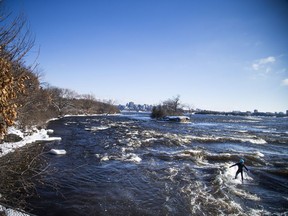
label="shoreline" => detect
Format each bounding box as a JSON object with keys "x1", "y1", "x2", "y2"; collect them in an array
[
  {"x1": 0, "y1": 121, "x2": 62, "y2": 216},
  {"x1": 0, "y1": 114, "x2": 119, "y2": 215},
  {"x1": 0, "y1": 127, "x2": 61, "y2": 158},
  {"x1": 0, "y1": 113, "x2": 120, "y2": 158}
]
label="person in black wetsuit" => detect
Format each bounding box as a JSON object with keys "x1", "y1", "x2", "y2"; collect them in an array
[{"x1": 229, "y1": 159, "x2": 249, "y2": 182}]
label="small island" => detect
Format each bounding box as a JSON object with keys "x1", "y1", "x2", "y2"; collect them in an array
[{"x1": 150, "y1": 96, "x2": 190, "y2": 122}]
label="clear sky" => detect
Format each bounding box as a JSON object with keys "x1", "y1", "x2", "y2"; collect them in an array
[{"x1": 4, "y1": 0, "x2": 288, "y2": 112}]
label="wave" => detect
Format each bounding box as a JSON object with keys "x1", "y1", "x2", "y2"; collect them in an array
[
  {"x1": 219, "y1": 165, "x2": 261, "y2": 201},
  {"x1": 142, "y1": 147, "x2": 268, "y2": 170},
  {"x1": 97, "y1": 151, "x2": 142, "y2": 163},
  {"x1": 130, "y1": 129, "x2": 268, "y2": 146},
  {"x1": 166, "y1": 165, "x2": 266, "y2": 215},
  {"x1": 85, "y1": 126, "x2": 110, "y2": 131},
  {"x1": 185, "y1": 135, "x2": 267, "y2": 144}
]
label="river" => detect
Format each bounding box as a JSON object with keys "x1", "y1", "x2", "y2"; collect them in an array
[{"x1": 27, "y1": 113, "x2": 288, "y2": 215}]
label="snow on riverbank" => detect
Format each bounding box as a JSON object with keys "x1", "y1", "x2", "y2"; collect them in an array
[
  {"x1": 0, "y1": 204, "x2": 31, "y2": 216},
  {"x1": 0, "y1": 126, "x2": 61, "y2": 157},
  {"x1": 0, "y1": 113, "x2": 117, "y2": 158},
  {"x1": 0, "y1": 126, "x2": 61, "y2": 215}
]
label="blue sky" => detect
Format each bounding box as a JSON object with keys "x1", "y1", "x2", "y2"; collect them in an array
[{"x1": 6, "y1": 0, "x2": 288, "y2": 112}]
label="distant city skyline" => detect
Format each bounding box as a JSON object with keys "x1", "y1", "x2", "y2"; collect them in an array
[
  {"x1": 119, "y1": 101, "x2": 287, "y2": 114},
  {"x1": 6, "y1": 0, "x2": 288, "y2": 112}
]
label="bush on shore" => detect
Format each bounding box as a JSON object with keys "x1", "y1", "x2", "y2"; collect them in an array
[
  {"x1": 0, "y1": 8, "x2": 119, "y2": 140},
  {"x1": 0, "y1": 5, "x2": 120, "y2": 212}
]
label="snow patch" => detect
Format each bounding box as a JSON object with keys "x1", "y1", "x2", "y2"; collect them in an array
[
  {"x1": 0, "y1": 205, "x2": 30, "y2": 216},
  {"x1": 1, "y1": 127, "x2": 61, "y2": 157}
]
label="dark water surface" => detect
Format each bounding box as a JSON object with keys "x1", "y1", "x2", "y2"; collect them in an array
[{"x1": 27, "y1": 114, "x2": 288, "y2": 215}]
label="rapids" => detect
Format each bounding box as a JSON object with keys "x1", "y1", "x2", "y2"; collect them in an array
[{"x1": 27, "y1": 113, "x2": 288, "y2": 215}]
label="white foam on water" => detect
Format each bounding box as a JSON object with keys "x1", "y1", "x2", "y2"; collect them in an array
[
  {"x1": 85, "y1": 126, "x2": 110, "y2": 131},
  {"x1": 222, "y1": 134, "x2": 267, "y2": 144},
  {"x1": 245, "y1": 116, "x2": 262, "y2": 121},
  {"x1": 120, "y1": 153, "x2": 142, "y2": 163},
  {"x1": 182, "y1": 134, "x2": 267, "y2": 145},
  {"x1": 160, "y1": 162, "x2": 247, "y2": 215},
  {"x1": 236, "y1": 130, "x2": 248, "y2": 133},
  {"x1": 182, "y1": 180, "x2": 244, "y2": 215},
  {"x1": 99, "y1": 150, "x2": 142, "y2": 163},
  {"x1": 126, "y1": 130, "x2": 139, "y2": 136},
  {"x1": 175, "y1": 161, "x2": 268, "y2": 216},
  {"x1": 117, "y1": 138, "x2": 141, "y2": 148},
  {"x1": 181, "y1": 149, "x2": 203, "y2": 155},
  {"x1": 100, "y1": 155, "x2": 110, "y2": 161},
  {"x1": 148, "y1": 148, "x2": 204, "y2": 161},
  {"x1": 221, "y1": 164, "x2": 260, "y2": 201},
  {"x1": 206, "y1": 152, "x2": 232, "y2": 158},
  {"x1": 190, "y1": 122, "x2": 219, "y2": 127},
  {"x1": 248, "y1": 209, "x2": 272, "y2": 216},
  {"x1": 252, "y1": 151, "x2": 265, "y2": 158},
  {"x1": 166, "y1": 167, "x2": 180, "y2": 182},
  {"x1": 244, "y1": 138, "x2": 267, "y2": 144}
]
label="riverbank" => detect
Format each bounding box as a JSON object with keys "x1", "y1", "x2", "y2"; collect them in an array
[
  {"x1": 0, "y1": 113, "x2": 118, "y2": 157},
  {"x1": 0, "y1": 125, "x2": 61, "y2": 216},
  {"x1": 0, "y1": 126, "x2": 61, "y2": 158},
  {"x1": 0, "y1": 114, "x2": 118, "y2": 215}
]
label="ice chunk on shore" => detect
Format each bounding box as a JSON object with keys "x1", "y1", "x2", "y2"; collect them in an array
[{"x1": 49, "y1": 149, "x2": 67, "y2": 155}]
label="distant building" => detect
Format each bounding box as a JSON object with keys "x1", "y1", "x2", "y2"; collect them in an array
[
  {"x1": 127, "y1": 102, "x2": 135, "y2": 109},
  {"x1": 119, "y1": 102, "x2": 153, "y2": 112}
]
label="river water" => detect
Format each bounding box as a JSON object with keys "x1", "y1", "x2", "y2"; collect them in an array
[{"x1": 27, "y1": 113, "x2": 288, "y2": 215}]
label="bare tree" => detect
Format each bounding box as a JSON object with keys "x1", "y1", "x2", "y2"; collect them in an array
[
  {"x1": 46, "y1": 87, "x2": 77, "y2": 117},
  {"x1": 78, "y1": 93, "x2": 96, "y2": 113},
  {"x1": 0, "y1": 11, "x2": 34, "y2": 63},
  {"x1": 183, "y1": 103, "x2": 195, "y2": 116},
  {"x1": 0, "y1": 8, "x2": 35, "y2": 138},
  {"x1": 102, "y1": 99, "x2": 118, "y2": 115},
  {"x1": 151, "y1": 95, "x2": 184, "y2": 119},
  {"x1": 162, "y1": 95, "x2": 182, "y2": 114}
]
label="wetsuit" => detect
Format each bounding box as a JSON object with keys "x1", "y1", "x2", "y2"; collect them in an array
[{"x1": 230, "y1": 162, "x2": 249, "y2": 182}]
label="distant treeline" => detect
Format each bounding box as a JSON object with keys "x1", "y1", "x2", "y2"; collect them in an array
[
  {"x1": 0, "y1": 8, "x2": 119, "y2": 140},
  {"x1": 195, "y1": 110, "x2": 287, "y2": 117}
]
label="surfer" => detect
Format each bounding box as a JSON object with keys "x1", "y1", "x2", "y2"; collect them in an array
[{"x1": 229, "y1": 159, "x2": 249, "y2": 182}]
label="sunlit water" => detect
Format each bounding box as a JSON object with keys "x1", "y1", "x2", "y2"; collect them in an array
[{"x1": 27, "y1": 113, "x2": 288, "y2": 215}]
